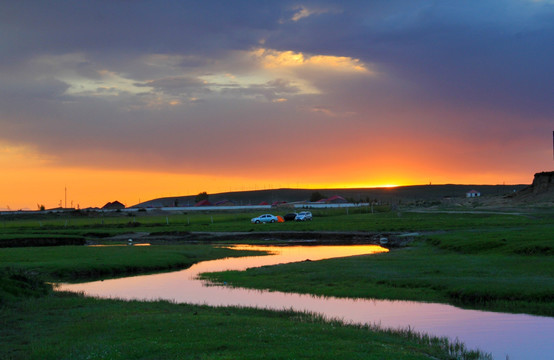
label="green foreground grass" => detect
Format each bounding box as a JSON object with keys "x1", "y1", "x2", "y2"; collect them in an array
[
  {"x1": 1, "y1": 208, "x2": 552, "y2": 359},
  {"x1": 0, "y1": 245, "x2": 263, "y2": 282},
  {"x1": 0, "y1": 206, "x2": 542, "y2": 243},
  {"x1": 0, "y1": 292, "x2": 489, "y2": 360},
  {"x1": 0, "y1": 243, "x2": 490, "y2": 360}
]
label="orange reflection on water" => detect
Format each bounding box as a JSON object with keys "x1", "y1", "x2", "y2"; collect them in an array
[
  {"x1": 225, "y1": 244, "x2": 388, "y2": 264},
  {"x1": 57, "y1": 244, "x2": 554, "y2": 360}
]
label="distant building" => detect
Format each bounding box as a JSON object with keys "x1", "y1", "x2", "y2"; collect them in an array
[
  {"x1": 102, "y1": 201, "x2": 125, "y2": 210},
  {"x1": 466, "y1": 190, "x2": 481, "y2": 198},
  {"x1": 214, "y1": 199, "x2": 235, "y2": 206},
  {"x1": 194, "y1": 199, "x2": 212, "y2": 206},
  {"x1": 326, "y1": 195, "x2": 348, "y2": 203},
  {"x1": 315, "y1": 195, "x2": 348, "y2": 204}
]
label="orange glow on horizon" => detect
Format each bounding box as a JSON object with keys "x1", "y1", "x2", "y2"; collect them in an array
[
  {"x1": 1, "y1": 162, "x2": 532, "y2": 210},
  {"x1": 1, "y1": 143, "x2": 535, "y2": 211},
  {"x1": 0, "y1": 167, "x2": 409, "y2": 210},
  {"x1": 376, "y1": 184, "x2": 399, "y2": 188},
  {"x1": 1, "y1": 169, "x2": 532, "y2": 211}
]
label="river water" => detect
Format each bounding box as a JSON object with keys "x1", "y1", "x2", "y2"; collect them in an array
[{"x1": 57, "y1": 245, "x2": 554, "y2": 360}]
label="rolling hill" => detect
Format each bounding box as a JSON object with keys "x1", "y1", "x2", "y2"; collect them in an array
[{"x1": 132, "y1": 184, "x2": 527, "y2": 208}]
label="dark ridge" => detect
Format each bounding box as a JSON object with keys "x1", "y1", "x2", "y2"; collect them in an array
[{"x1": 132, "y1": 184, "x2": 527, "y2": 208}]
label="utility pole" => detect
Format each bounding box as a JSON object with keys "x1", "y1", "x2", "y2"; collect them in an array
[{"x1": 64, "y1": 186, "x2": 67, "y2": 209}]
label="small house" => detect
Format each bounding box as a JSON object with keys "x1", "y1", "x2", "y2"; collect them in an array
[
  {"x1": 194, "y1": 200, "x2": 212, "y2": 207},
  {"x1": 102, "y1": 201, "x2": 125, "y2": 210},
  {"x1": 326, "y1": 195, "x2": 347, "y2": 204},
  {"x1": 315, "y1": 195, "x2": 347, "y2": 204}
]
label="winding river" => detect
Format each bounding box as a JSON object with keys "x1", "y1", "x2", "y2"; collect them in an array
[{"x1": 58, "y1": 245, "x2": 554, "y2": 360}]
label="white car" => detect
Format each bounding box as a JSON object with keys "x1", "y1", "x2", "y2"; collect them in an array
[
  {"x1": 295, "y1": 211, "x2": 312, "y2": 221},
  {"x1": 251, "y1": 214, "x2": 279, "y2": 224}
]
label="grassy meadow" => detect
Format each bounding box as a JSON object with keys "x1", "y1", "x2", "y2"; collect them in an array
[
  {"x1": 1, "y1": 291, "x2": 488, "y2": 360},
  {"x1": 200, "y1": 209, "x2": 554, "y2": 316},
  {"x1": 204, "y1": 234, "x2": 554, "y2": 316},
  {"x1": 0, "y1": 245, "x2": 264, "y2": 283},
  {"x1": 1, "y1": 205, "x2": 552, "y2": 359},
  {"x1": 0, "y1": 205, "x2": 541, "y2": 243}
]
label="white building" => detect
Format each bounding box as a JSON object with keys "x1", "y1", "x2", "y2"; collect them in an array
[{"x1": 466, "y1": 190, "x2": 481, "y2": 198}]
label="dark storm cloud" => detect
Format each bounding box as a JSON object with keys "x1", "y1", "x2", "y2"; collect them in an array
[
  {"x1": 265, "y1": 1, "x2": 554, "y2": 118},
  {"x1": 3, "y1": 0, "x2": 551, "y2": 117},
  {"x1": 0, "y1": 0, "x2": 284, "y2": 65},
  {"x1": 0, "y1": 0, "x2": 552, "y2": 178}
]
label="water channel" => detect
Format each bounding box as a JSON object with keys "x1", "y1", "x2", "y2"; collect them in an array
[{"x1": 58, "y1": 245, "x2": 554, "y2": 360}]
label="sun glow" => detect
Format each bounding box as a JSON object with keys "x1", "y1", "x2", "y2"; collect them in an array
[{"x1": 0, "y1": 139, "x2": 532, "y2": 211}]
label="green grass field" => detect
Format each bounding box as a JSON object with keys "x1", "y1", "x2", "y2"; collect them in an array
[
  {"x1": 0, "y1": 292, "x2": 489, "y2": 360},
  {"x1": 0, "y1": 240, "x2": 491, "y2": 360},
  {"x1": 0, "y1": 206, "x2": 543, "y2": 244},
  {"x1": 200, "y1": 210, "x2": 554, "y2": 316},
  {"x1": 0, "y1": 245, "x2": 265, "y2": 283},
  {"x1": 204, "y1": 238, "x2": 554, "y2": 316},
  {"x1": 1, "y1": 206, "x2": 551, "y2": 359}
]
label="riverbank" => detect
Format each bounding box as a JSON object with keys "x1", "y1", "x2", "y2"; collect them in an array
[
  {"x1": 0, "y1": 250, "x2": 490, "y2": 360},
  {"x1": 101, "y1": 230, "x2": 415, "y2": 247},
  {"x1": 202, "y1": 217, "x2": 553, "y2": 317},
  {"x1": 2, "y1": 209, "x2": 552, "y2": 314},
  {"x1": 0, "y1": 207, "x2": 540, "y2": 248},
  {"x1": 0, "y1": 245, "x2": 264, "y2": 282},
  {"x1": 1, "y1": 290, "x2": 489, "y2": 360},
  {"x1": 1, "y1": 208, "x2": 551, "y2": 358},
  {"x1": 204, "y1": 237, "x2": 554, "y2": 317}
]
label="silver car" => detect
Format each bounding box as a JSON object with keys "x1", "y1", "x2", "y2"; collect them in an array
[
  {"x1": 251, "y1": 214, "x2": 279, "y2": 224},
  {"x1": 295, "y1": 211, "x2": 312, "y2": 221}
]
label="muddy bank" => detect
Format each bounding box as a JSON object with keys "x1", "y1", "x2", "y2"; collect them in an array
[
  {"x1": 0, "y1": 237, "x2": 86, "y2": 248},
  {"x1": 125, "y1": 231, "x2": 416, "y2": 247}
]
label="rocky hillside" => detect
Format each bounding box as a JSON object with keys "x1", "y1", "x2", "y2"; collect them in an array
[{"x1": 509, "y1": 171, "x2": 554, "y2": 203}]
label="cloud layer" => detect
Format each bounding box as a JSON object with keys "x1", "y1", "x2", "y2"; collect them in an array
[{"x1": 1, "y1": 0, "x2": 553, "y2": 201}]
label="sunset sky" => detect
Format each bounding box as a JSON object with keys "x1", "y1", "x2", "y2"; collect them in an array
[{"x1": 1, "y1": 1, "x2": 553, "y2": 210}]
